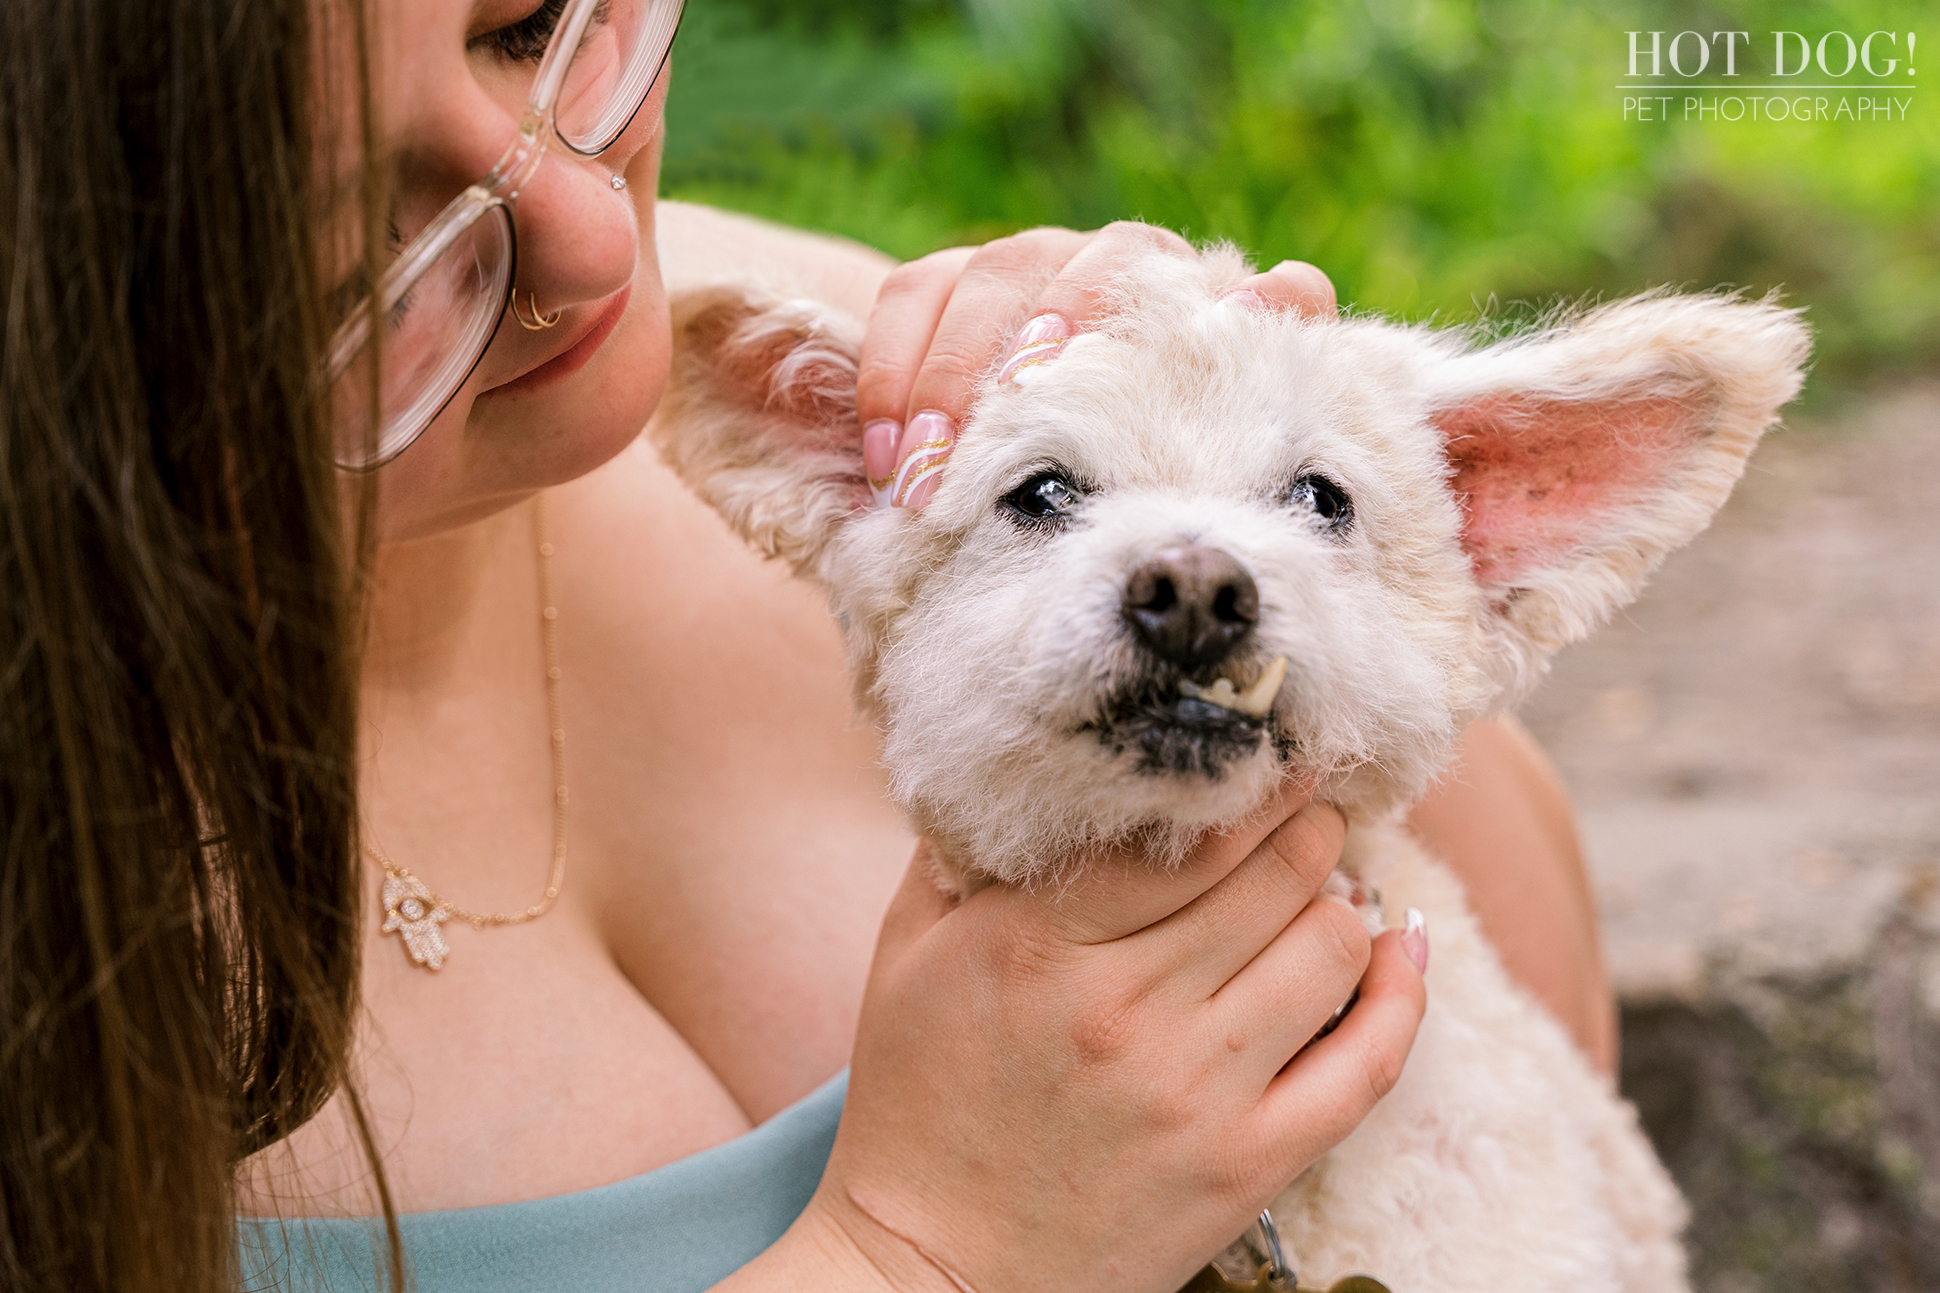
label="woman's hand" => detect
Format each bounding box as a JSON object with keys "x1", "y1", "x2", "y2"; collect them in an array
[
  {"x1": 855, "y1": 222, "x2": 1337, "y2": 507},
  {"x1": 724, "y1": 781, "x2": 1427, "y2": 1293}
]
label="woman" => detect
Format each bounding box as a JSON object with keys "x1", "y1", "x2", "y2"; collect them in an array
[{"x1": 2, "y1": 0, "x2": 1610, "y2": 1289}]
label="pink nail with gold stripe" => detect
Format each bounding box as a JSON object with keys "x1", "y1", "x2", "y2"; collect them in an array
[
  {"x1": 863, "y1": 419, "x2": 901, "y2": 509},
  {"x1": 890, "y1": 410, "x2": 956, "y2": 510},
  {"x1": 998, "y1": 313, "x2": 1073, "y2": 386}
]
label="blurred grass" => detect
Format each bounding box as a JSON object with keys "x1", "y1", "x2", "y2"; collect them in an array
[{"x1": 662, "y1": 0, "x2": 1939, "y2": 401}]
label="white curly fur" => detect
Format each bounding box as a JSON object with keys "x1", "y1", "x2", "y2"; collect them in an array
[{"x1": 651, "y1": 245, "x2": 1809, "y2": 1292}]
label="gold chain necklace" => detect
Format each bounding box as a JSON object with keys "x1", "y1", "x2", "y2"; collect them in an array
[{"x1": 369, "y1": 495, "x2": 567, "y2": 971}]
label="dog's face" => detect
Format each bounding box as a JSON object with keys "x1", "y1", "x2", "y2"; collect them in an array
[
  {"x1": 657, "y1": 251, "x2": 1808, "y2": 883},
  {"x1": 826, "y1": 295, "x2": 1486, "y2": 874}
]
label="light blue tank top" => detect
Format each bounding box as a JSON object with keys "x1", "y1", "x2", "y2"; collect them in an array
[{"x1": 238, "y1": 1070, "x2": 847, "y2": 1293}]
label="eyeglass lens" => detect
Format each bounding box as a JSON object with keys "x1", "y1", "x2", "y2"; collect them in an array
[
  {"x1": 557, "y1": 0, "x2": 684, "y2": 155},
  {"x1": 335, "y1": 206, "x2": 517, "y2": 469}
]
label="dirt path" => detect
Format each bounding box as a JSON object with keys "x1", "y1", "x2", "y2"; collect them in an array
[
  {"x1": 1522, "y1": 382, "x2": 1940, "y2": 1000},
  {"x1": 1518, "y1": 381, "x2": 1940, "y2": 1291}
]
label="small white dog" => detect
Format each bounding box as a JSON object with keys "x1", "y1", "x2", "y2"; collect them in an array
[{"x1": 651, "y1": 246, "x2": 1809, "y2": 1293}]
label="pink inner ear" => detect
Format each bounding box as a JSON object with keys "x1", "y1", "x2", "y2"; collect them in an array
[{"x1": 1439, "y1": 393, "x2": 1701, "y2": 589}]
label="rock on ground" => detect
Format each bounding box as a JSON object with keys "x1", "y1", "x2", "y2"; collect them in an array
[{"x1": 1519, "y1": 382, "x2": 1940, "y2": 1292}]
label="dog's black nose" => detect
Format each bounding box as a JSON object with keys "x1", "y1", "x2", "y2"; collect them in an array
[{"x1": 1122, "y1": 545, "x2": 1258, "y2": 668}]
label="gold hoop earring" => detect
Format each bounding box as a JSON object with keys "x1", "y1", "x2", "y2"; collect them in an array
[{"x1": 513, "y1": 291, "x2": 562, "y2": 330}]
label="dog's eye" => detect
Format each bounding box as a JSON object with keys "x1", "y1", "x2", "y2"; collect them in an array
[
  {"x1": 1285, "y1": 474, "x2": 1354, "y2": 533},
  {"x1": 1002, "y1": 471, "x2": 1086, "y2": 527}
]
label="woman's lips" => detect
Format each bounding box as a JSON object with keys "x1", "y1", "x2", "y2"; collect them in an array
[{"x1": 491, "y1": 283, "x2": 633, "y2": 397}]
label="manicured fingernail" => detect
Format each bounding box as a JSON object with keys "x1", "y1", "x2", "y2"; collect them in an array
[
  {"x1": 999, "y1": 312, "x2": 1072, "y2": 385},
  {"x1": 890, "y1": 410, "x2": 956, "y2": 509},
  {"x1": 900, "y1": 470, "x2": 943, "y2": 509},
  {"x1": 1011, "y1": 312, "x2": 1071, "y2": 349},
  {"x1": 1220, "y1": 288, "x2": 1267, "y2": 312},
  {"x1": 863, "y1": 419, "x2": 901, "y2": 509},
  {"x1": 1401, "y1": 907, "x2": 1429, "y2": 975}
]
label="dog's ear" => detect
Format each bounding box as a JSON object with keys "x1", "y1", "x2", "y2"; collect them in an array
[
  {"x1": 652, "y1": 284, "x2": 868, "y2": 574},
  {"x1": 1427, "y1": 292, "x2": 1809, "y2": 690}
]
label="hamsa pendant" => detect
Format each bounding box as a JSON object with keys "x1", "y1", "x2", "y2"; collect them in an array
[{"x1": 380, "y1": 871, "x2": 453, "y2": 970}]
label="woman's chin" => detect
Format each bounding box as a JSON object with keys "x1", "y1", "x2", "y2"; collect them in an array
[{"x1": 478, "y1": 330, "x2": 669, "y2": 486}]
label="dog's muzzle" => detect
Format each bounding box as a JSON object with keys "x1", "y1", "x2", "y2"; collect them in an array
[
  {"x1": 1088, "y1": 546, "x2": 1290, "y2": 778},
  {"x1": 1088, "y1": 681, "x2": 1279, "y2": 778}
]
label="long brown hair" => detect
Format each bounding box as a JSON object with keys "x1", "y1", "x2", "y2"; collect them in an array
[{"x1": 0, "y1": 0, "x2": 392, "y2": 1287}]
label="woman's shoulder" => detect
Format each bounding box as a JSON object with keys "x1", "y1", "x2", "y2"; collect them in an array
[
  {"x1": 564, "y1": 201, "x2": 895, "y2": 639},
  {"x1": 655, "y1": 200, "x2": 894, "y2": 321}
]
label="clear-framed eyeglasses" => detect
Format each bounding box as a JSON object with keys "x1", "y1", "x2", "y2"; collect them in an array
[{"x1": 328, "y1": 0, "x2": 685, "y2": 470}]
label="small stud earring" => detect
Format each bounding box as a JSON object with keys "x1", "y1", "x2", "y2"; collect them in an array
[{"x1": 610, "y1": 173, "x2": 628, "y2": 192}]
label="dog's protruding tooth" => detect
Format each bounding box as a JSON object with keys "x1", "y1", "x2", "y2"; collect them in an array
[
  {"x1": 1179, "y1": 677, "x2": 1239, "y2": 705},
  {"x1": 1176, "y1": 658, "x2": 1285, "y2": 719},
  {"x1": 1231, "y1": 656, "x2": 1288, "y2": 718}
]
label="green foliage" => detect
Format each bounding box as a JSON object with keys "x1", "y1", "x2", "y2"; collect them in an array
[{"x1": 663, "y1": 0, "x2": 1939, "y2": 395}]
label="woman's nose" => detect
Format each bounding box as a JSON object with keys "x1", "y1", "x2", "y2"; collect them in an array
[
  {"x1": 505, "y1": 148, "x2": 640, "y2": 312},
  {"x1": 389, "y1": 55, "x2": 649, "y2": 319},
  {"x1": 506, "y1": 70, "x2": 668, "y2": 313}
]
